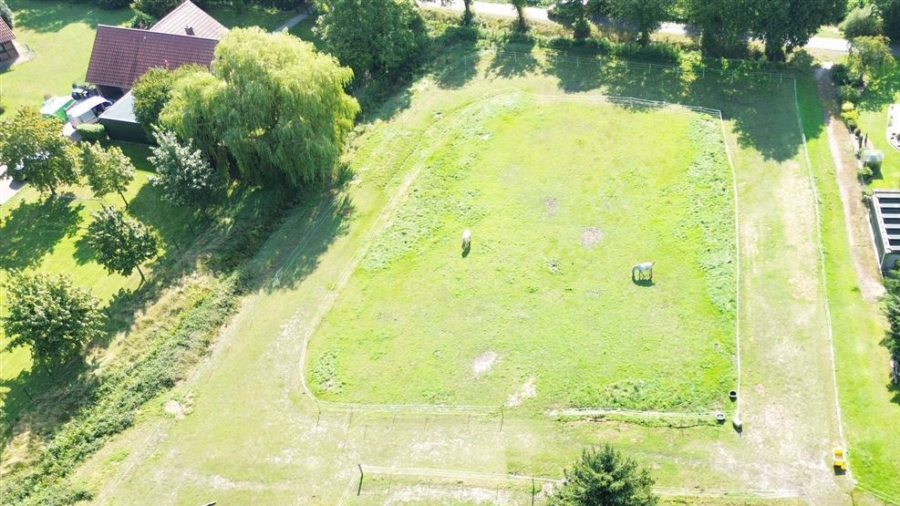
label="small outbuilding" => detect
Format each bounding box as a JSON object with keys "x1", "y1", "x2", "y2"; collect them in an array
[
  {"x1": 869, "y1": 189, "x2": 900, "y2": 273},
  {"x1": 98, "y1": 91, "x2": 149, "y2": 144},
  {"x1": 0, "y1": 17, "x2": 18, "y2": 66}
]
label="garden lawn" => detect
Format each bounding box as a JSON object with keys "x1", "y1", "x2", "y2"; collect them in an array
[
  {"x1": 0, "y1": 0, "x2": 132, "y2": 114},
  {"x1": 0, "y1": 142, "x2": 193, "y2": 417},
  {"x1": 0, "y1": 0, "x2": 295, "y2": 116},
  {"x1": 307, "y1": 95, "x2": 737, "y2": 412}
]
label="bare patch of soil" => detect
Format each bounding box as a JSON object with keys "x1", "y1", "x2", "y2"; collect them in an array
[
  {"x1": 164, "y1": 400, "x2": 186, "y2": 420},
  {"x1": 543, "y1": 196, "x2": 558, "y2": 217},
  {"x1": 472, "y1": 351, "x2": 498, "y2": 377},
  {"x1": 506, "y1": 377, "x2": 537, "y2": 407},
  {"x1": 581, "y1": 226, "x2": 603, "y2": 248}
]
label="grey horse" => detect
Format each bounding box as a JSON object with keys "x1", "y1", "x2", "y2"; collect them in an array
[{"x1": 632, "y1": 261, "x2": 655, "y2": 280}]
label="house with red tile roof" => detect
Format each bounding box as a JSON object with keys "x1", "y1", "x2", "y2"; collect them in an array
[
  {"x1": 85, "y1": 0, "x2": 226, "y2": 98},
  {"x1": 0, "y1": 17, "x2": 18, "y2": 65}
]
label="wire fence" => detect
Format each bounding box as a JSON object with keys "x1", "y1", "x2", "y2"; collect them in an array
[{"x1": 339, "y1": 464, "x2": 804, "y2": 506}]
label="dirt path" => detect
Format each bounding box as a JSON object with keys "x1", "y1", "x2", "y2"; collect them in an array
[{"x1": 813, "y1": 67, "x2": 886, "y2": 301}]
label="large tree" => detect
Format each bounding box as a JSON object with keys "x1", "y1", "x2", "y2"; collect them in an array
[
  {"x1": 163, "y1": 28, "x2": 360, "y2": 188},
  {"x1": 3, "y1": 273, "x2": 102, "y2": 366},
  {"x1": 848, "y1": 35, "x2": 896, "y2": 85},
  {"x1": 88, "y1": 206, "x2": 160, "y2": 283},
  {"x1": 609, "y1": 0, "x2": 674, "y2": 45},
  {"x1": 510, "y1": 0, "x2": 528, "y2": 27},
  {"x1": 550, "y1": 445, "x2": 658, "y2": 506},
  {"x1": 149, "y1": 129, "x2": 226, "y2": 211},
  {"x1": 682, "y1": 0, "x2": 751, "y2": 56},
  {"x1": 317, "y1": 0, "x2": 429, "y2": 79},
  {"x1": 132, "y1": 65, "x2": 204, "y2": 136},
  {"x1": 81, "y1": 143, "x2": 135, "y2": 206},
  {"x1": 0, "y1": 108, "x2": 80, "y2": 196},
  {"x1": 746, "y1": 0, "x2": 846, "y2": 61}
]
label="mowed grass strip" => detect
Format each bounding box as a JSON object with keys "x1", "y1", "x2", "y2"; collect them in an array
[{"x1": 308, "y1": 96, "x2": 736, "y2": 411}]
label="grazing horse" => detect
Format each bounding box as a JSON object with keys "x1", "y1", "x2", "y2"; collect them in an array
[
  {"x1": 462, "y1": 229, "x2": 472, "y2": 250},
  {"x1": 632, "y1": 261, "x2": 655, "y2": 280}
]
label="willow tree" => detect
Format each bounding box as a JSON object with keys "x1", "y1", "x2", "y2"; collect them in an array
[
  {"x1": 159, "y1": 70, "x2": 229, "y2": 171},
  {"x1": 210, "y1": 28, "x2": 360, "y2": 187}
]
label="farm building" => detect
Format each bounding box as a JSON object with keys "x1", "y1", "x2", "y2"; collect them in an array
[
  {"x1": 869, "y1": 189, "x2": 900, "y2": 273},
  {"x1": 84, "y1": 0, "x2": 226, "y2": 141},
  {"x1": 0, "y1": 17, "x2": 18, "y2": 65}
]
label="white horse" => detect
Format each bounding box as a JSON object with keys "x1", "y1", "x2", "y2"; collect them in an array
[
  {"x1": 632, "y1": 261, "x2": 655, "y2": 280},
  {"x1": 462, "y1": 229, "x2": 472, "y2": 250}
]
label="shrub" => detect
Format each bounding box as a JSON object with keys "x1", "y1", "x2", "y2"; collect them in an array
[
  {"x1": 838, "y1": 84, "x2": 861, "y2": 104},
  {"x1": 842, "y1": 108, "x2": 860, "y2": 130},
  {"x1": 573, "y1": 16, "x2": 591, "y2": 40},
  {"x1": 840, "y1": 5, "x2": 883, "y2": 39},
  {"x1": 129, "y1": 9, "x2": 156, "y2": 28},
  {"x1": 841, "y1": 101, "x2": 856, "y2": 112},
  {"x1": 75, "y1": 123, "x2": 107, "y2": 142},
  {"x1": 858, "y1": 164, "x2": 874, "y2": 181},
  {"x1": 132, "y1": 0, "x2": 180, "y2": 18},
  {"x1": 95, "y1": 0, "x2": 132, "y2": 8}
]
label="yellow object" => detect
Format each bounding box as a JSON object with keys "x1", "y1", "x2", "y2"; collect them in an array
[{"x1": 833, "y1": 447, "x2": 847, "y2": 470}]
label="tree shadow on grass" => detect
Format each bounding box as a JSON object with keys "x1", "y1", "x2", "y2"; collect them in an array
[
  {"x1": 0, "y1": 357, "x2": 98, "y2": 450},
  {"x1": 0, "y1": 196, "x2": 84, "y2": 271},
  {"x1": 432, "y1": 26, "x2": 480, "y2": 90},
  {"x1": 487, "y1": 37, "x2": 539, "y2": 79},
  {"x1": 250, "y1": 191, "x2": 353, "y2": 294},
  {"x1": 542, "y1": 54, "x2": 815, "y2": 162}
]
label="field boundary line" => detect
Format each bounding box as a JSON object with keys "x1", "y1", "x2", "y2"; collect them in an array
[
  {"x1": 356, "y1": 464, "x2": 801, "y2": 500},
  {"x1": 718, "y1": 107, "x2": 743, "y2": 421},
  {"x1": 791, "y1": 78, "x2": 848, "y2": 473}
]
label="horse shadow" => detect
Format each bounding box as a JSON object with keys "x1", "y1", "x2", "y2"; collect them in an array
[
  {"x1": 461, "y1": 244, "x2": 471, "y2": 258},
  {"x1": 631, "y1": 276, "x2": 654, "y2": 287}
]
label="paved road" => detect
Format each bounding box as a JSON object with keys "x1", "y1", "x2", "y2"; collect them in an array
[{"x1": 420, "y1": 0, "x2": 851, "y2": 53}]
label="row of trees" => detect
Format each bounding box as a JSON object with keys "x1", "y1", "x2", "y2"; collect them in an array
[
  {"x1": 543, "y1": 0, "x2": 847, "y2": 60},
  {"x1": 0, "y1": 110, "x2": 168, "y2": 365}
]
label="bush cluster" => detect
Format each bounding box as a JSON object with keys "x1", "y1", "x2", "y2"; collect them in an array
[{"x1": 75, "y1": 123, "x2": 107, "y2": 142}]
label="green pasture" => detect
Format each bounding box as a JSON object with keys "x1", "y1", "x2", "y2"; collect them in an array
[
  {"x1": 308, "y1": 96, "x2": 736, "y2": 411},
  {"x1": 77, "y1": 53, "x2": 878, "y2": 505}
]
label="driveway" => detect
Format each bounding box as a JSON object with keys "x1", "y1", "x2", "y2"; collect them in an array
[{"x1": 0, "y1": 165, "x2": 25, "y2": 206}]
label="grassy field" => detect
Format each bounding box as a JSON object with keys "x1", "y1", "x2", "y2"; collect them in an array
[
  {"x1": 308, "y1": 96, "x2": 736, "y2": 411},
  {"x1": 62, "y1": 52, "x2": 882, "y2": 506}
]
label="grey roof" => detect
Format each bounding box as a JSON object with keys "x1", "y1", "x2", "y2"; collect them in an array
[{"x1": 99, "y1": 90, "x2": 138, "y2": 123}]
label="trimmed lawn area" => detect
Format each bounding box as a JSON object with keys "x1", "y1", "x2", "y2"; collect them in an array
[
  {"x1": 308, "y1": 96, "x2": 736, "y2": 411},
  {"x1": 288, "y1": 13, "x2": 322, "y2": 49},
  {"x1": 0, "y1": 142, "x2": 193, "y2": 419},
  {"x1": 0, "y1": 0, "x2": 132, "y2": 114},
  {"x1": 0, "y1": 0, "x2": 295, "y2": 116}
]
